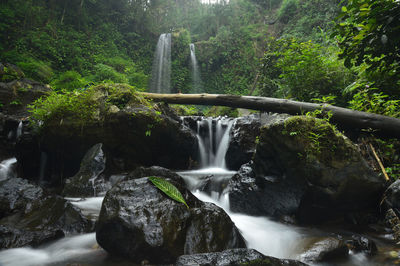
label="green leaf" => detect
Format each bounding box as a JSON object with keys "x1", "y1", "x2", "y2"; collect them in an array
[
  {"x1": 341, "y1": 6, "x2": 347, "y2": 12},
  {"x1": 148, "y1": 176, "x2": 189, "y2": 209}
]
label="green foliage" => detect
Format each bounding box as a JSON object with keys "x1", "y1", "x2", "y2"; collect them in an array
[
  {"x1": 259, "y1": 37, "x2": 354, "y2": 104},
  {"x1": 333, "y1": 0, "x2": 400, "y2": 96},
  {"x1": 348, "y1": 87, "x2": 400, "y2": 118},
  {"x1": 171, "y1": 30, "x2": 192, "y2": 93},
  {"x1": 171, "y1": 105, "x2": 201, "y2": 116},
  {"x1": 10, "y1": 100, "x2": 22, "y2": 106},
  {"x1": 148, "y1": 176, "x2": 189, "y2": 209},
  {"x1": 278, "y1": 0, "x2": 299, "y2": 23},
  {"x1": 17, "y1": 58, "x2": 53, "y2": 84},
  {"x1": 28, "y1": 89, "x2": 99, "y2": 125},
  {"x1": 51, "y1": 71, "x2": 88, "y2": 91},
  {"x1": 205, "y1": 106, "x2": 239, "y2": 118},
  {"x1": 91, "y1": 64, "x2": 129, "y2": 84}
]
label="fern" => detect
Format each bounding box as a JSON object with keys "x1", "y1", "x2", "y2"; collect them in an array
[{"x1": 148, "y1": 176, "x2": 189, "y2": 209}]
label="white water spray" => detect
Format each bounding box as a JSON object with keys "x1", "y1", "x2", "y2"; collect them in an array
[
  {"x1": 195, "y1": 117, "x2": 234, "y2": 169},
  {"x1": 0, "y1": 157, "x2": 17, "y2": 181}
]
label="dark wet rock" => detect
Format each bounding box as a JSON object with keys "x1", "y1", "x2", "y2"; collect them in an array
[
  {"x1": 175, "y1": 248, "x2": 307, "y2": 266},
  {"x1": 300, "y1": 238, "x2": 348, "y2": 263},
  {"x1": 383, "y1": 180, "x2": 400, "y2": 215},
  {"x1": 385, "y1": 208, "x2": 400, "y2": 242},
  {"x1": 228, "y1": 116, "x2": 385, "y2": 224},
  {"x1": 228, "y1": 162, "x2": 302, "y2": 219},
  {"x1": 0, "y1": 195, "x2": 93, "y2": 249},
  {"x1": 29, "y1": 103, "x2": 197, "y2": 183},
  {"x1": 0, "y1": 177, "x2": 43, "y2": 218},
  {"x1": 96, "y1": 170, "x2": 245, "y2": 264},
  {"x1": 63, "y1": 143, "x2": 107, "y2": 197},
  {"x1": 0, "y1": 114, "x2": 29, "y2": 161},
  {"x1": 346, "y1": 235, "x2": 377, "y2": 256},
  {"x1": 14, "y1": 127, "x2": 41, "y2": 182},
  {"x1": 0, "y1": 78, "x2": 51, "y2": 118},
  {"x1": 226, "y1": 114, "x2": 261, "y2": 170},
  {"x1": 128, "y1": 165, "x2": 182, "y2": 180}
]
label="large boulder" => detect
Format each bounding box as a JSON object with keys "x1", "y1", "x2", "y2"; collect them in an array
[
  {"x1": 18, "y1": 85, "x2": 197, "y2": 182},
  {"x1": 176, "y1": 248, "x2": 307, "y2": 266},
  {"x1": 226, "y1": 114, "x2": 260, "y2": 170},
  {"x1": 0, "y1": 177, "x2": 92, "y2": 249},
  {"x1": 228, "y1": 116, "x2": 385, "y2": 224},
  {"x1": 96, "y1": 167, "x2": 245, "y2": 264},
  {"x1": 62, "y1": 143, "x2": 108, "y2": 197}
]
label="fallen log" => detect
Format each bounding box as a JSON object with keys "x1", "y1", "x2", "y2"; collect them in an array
[{"x1": 140, "y1": 92, "x2": 400, "y2": 138}]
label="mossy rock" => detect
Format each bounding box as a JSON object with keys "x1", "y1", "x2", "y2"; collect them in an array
[{"x1": 229, "y1": 115, "x2": 386, "y2": 224}]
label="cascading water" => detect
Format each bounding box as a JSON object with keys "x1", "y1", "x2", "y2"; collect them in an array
[
  {"x1": 195, "y1": 117, "x2": 234, "y2": 169},
  {"x1": 179, "y1": 116, "x2": 303, "y2": 259},
  {"x1": 149, "y1": 33, "x2": 171, "y2": 93},
  {"x1": 16, "y1": 121, "x2": 23, "y2": 139},
  {"x1": 0, "y1": 157, "x2": 17, "y2": 181},
  {"x1": 189, "y1": 43, "x2": 202, "y2": 93}
]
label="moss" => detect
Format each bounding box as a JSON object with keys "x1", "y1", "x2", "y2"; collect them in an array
[
  {"x1": 28, "y1": 83, "x2": 155, "y2": 127},
  {"x1": 282, "y1": 116, "x2": 357, "y2": 164}
]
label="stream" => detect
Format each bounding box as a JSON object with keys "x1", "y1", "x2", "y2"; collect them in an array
[{"x1": 0, "y1": 116, "x2": 399, "y2": 265}]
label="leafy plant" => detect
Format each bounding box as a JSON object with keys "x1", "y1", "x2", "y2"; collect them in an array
[
  {"x1": 148, "y1": 176, "x2": 189, "y2": 209},
  {"x1": 348, "y1": 88, "x2": 400, "y2": 118},
  {"x1": 10, "y1": 100, "x2": 22, "y2": 106}
]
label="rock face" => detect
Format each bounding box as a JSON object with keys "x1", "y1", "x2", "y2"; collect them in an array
[
  {"x1": 20, "y1": 87, "x2": 198, "y2": 182},
  {"x1": 383, "y1": 180, "x2": 400, "y2": 214},
  {"x1": 0, "y1": 78, "x2": 51, "y2": 118},
  {"x1": 226, "y1": 114, "x2": 260, "y2": 170},
  {"x1": 63, "y1": 143, "x2": 107, "y2": 197},
  {"x1": 0, "y1": 178, "x2": 92, "y2": 249},
  {"x1": 175, "y1": 248, "x2": 307, "y2": 266},
  {"x1": 228, "y1": 116, "x2": 385, "y2": 224},
  {"x1": 96, "y1": 167, "x2": 245, "y2": 264},
  {"x1": 0, "y1": 178, "x2": 43, "y2": 218}
]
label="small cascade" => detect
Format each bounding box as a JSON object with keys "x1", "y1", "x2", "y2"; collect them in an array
[
  {"x1": 0, "y1": 157, "x2": 17, "y2": 181},
  {"x1": 189, "y1": 43, "x2": 203, "y2": 93},
  {"x1": 195, "y1": 117, "x2": 234, "y2": 169},
  {"x1": 16, "y1": 121, "x2": 23, "y2": 139},
  {"x1": 149, "y1": 33, "x2": 172, "y2": 93},
  {"x1": 179, "y1": 115, "x2": 303, "y2": 259}
]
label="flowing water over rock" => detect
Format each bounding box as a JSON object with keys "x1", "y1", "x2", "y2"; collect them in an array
[
  {"x1": 195, "y1": 117, "x2": 234, "y2": 168},
  {"x1": 0, "y1": 157, "x2": 17, "y2": 181},
  {"x1": 149, "y1": 33, "x2": 171, "y2": 93},
  {"x1": 189, "y1": 43, "x2": 202, "y2": 93}
]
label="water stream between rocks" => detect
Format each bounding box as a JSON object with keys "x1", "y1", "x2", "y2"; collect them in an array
[{"x1": 0, "y1": 117, "x2": 399, "y2": 265}]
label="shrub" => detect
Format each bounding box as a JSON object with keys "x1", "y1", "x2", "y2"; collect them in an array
[{"x1": 51, "y1": 71, "x2": 88, "y2": 91}]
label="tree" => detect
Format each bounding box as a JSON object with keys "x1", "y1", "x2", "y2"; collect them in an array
[{"x1": 333, "y1": 0, "x2": 400, "y2": 95}]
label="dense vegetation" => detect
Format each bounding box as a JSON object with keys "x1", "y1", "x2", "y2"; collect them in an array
[{"x1": 1, "y1": 0, "x2": 399, "y2": 116}]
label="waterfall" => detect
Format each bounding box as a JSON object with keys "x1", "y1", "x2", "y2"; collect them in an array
[
  {"x1": 16, "y1": 121, "x2": 23, "y2": 139},
  {"x1": 189, "y1": 43, "x2": 202, "y2": 93},
  {"x1": 195, "y1": 117, "x2": 234, "y2": 169},
  {"x1": 149, "y1": 33, "x2": 171, "y2": 93}
]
